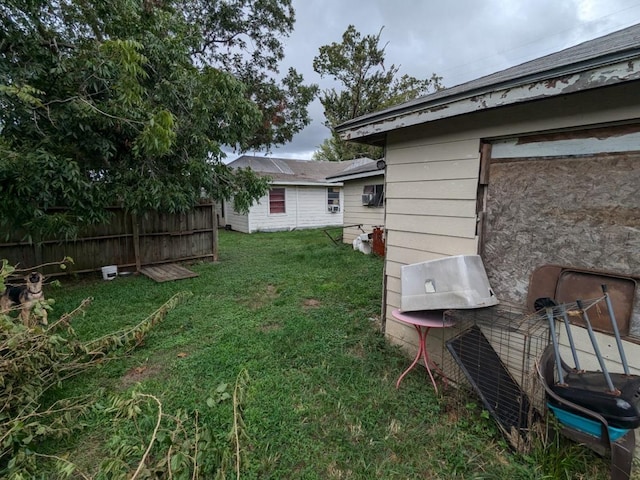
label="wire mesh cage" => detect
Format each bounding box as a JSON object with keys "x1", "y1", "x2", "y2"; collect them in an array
[{"x1": 442, "y1": 304, "x2": 551, "y2": 452}]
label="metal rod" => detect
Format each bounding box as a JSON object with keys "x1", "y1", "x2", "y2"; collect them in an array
[
  {"x1": 577, "y1": 299, "x2": 616, "y2": 392},
  {"x1": 559, "y1": 304, "x2": 581, "y2": 370},
  {"x1": 545, "y1": 307, "x2": 565, "y2": 385},
  {"x1": 602, "y1": 284, "x2": 630, "y2": 375}
]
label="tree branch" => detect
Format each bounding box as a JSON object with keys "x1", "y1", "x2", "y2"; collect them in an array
[{"x1": 130, "y1": 394, "x2": 163, "y2": 480}]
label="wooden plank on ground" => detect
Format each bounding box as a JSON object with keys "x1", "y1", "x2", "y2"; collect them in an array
[{"x1": 140, "y1": 263, "x2": 199, "y2": 283}]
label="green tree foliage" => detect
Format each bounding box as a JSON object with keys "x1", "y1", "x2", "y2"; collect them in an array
[
  {"x1": 312, "y1": 25, "x2": 442, "y2": 161},
  {"x1": 0, "y1": 0, "x2": 318, "y2": 240}
]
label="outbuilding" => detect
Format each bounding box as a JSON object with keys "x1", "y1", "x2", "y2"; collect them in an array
[
  {"x1": 223, "y1": 155, "x2": 368, "y2": 233},
  {"x1": 335, "y1": 24, "x2": 640, "y2": 418},
  {"x1": 326, "y1": 157, "x2": 386, "y2": 246},
  {"x1": 337, "y1": 23, "x2": 640, "y2": 340}
]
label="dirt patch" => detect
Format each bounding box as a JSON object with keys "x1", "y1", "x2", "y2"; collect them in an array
[
  {"x1": 348, "y1": 343, "x2": 366, "y2": 359},
  {"x1": 303, "y1": 298, "x2": 321, "y2": 308},
  {"x1": 120, "y1": 363, "x2": 164, "y2": 389}
]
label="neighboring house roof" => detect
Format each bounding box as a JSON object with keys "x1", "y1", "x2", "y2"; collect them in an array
[
  {"x1": 336, "y1": 23, "x2": 640, "y2": 144},
  {"x1": 326, "y1": 158, "x2": 386, "y2": 182},
  {"x1": 227, "y1": 155, "x2": 373, "y2": 186}
]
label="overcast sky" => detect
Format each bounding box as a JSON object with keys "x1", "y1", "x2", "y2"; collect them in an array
[{"x1": 237, "y1": 0, "x2": 640, "y2": 161}]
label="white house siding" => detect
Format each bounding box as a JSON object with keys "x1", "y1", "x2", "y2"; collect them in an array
[
  {"x1": 381, "y1": 83, "x2": 640, "y2": 385},
  {"x1": 559, "y1": 327, "x2": 640, "y2": 376},
  {"x1": 246, "y1": 185, "x2": 343, "y2": 233},
  {"x1": 224, "y1": 203, "x2": 250, "y2": 233},
  {"x1": 383, "y1": 135, "x2": 481, "y2": 366},
  {"x1": 342, "y1": 175, "x2": 385, "y2": 244}
]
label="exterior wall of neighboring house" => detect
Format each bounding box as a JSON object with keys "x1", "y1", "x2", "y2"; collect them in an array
[
  {"x1": 342, "y1": 175, "x2": 385, "y2": 244},
  {"x1": 214, "y1": 201, "x2": 226, "y2": 228},
  {"x1": 224, "y1": 184, "x2": 343, "y2": 233},
  {"x1": 381, "y1": 82, "x2": 640, "y2": 376},
  {"x1": 224, "y1": 204, "x2": 250, "y2": 233}
]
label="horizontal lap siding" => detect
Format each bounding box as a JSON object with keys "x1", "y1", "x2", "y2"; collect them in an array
[
  {"x1": 249, "y1": 186, "x2": 343, "y2": 233},
  {"x1": 381, "y1": 84, "x2": 640, "y2": 326},
  {"x1": 388, "y1": 198, "x2": 476, "y2": 217},
  {"x1": 386, "y1": 158, "x2": 479, "y2": 182},
  {"x1": 559, "y1": 326, "x2": 640, "y2": 375},
  {"x1": 249, "y1": 191, "x2": 293, "y2": 232},
  {"x1": 297, "y1": 187, "x2": 343, "y2": 228},
  {"x1": 385, "y1": 230, "x2": 478, "y2": 255},
  {"x1": 386, "y1": 214, "x2": 476, "y2": 237},
  {"x1": 225, "y1": 198, "x2": 251, "y2": 233},
  {"x1": 383, "y1": 137, "x2": 481, "y2": 364},
  {"x1": 342, "y1": 176, "x2": 385, "y2": 244}
]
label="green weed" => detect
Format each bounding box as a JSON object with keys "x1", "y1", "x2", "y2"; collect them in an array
[{"x1": 22, "y1": 229, "x2": 613, "y2": 478}]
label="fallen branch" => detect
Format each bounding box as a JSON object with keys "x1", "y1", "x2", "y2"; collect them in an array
[
  {"x1": 0, "y1": 291, "x2": 192, "y2": 471},
  {"x1": 130, "y1": 394, "x2": 162, "y2": 480},
  {"x1": 46, "y1": 297, "x2": 93, "y2": 330},
  {"x1": 33, "y1": 452, "x2": 91, "y2": 480}
]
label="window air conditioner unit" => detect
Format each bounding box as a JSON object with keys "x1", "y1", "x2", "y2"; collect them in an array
[
  {"x1": 362, "y1": 194, "x2": 374, "y2": 205},
  {"x1": 328, "y1": 205, "x2": 340, "y2": 213}
]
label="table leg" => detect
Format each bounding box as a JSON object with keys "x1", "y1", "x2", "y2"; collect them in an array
[{"x1": 396, "y1": 325, "x2": 440, "y2": 393}]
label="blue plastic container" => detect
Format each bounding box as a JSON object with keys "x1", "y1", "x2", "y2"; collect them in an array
[{"x1": 548, "y1": 403, "x2": 629, "y2": 442}]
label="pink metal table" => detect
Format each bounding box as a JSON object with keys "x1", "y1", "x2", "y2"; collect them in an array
[{"x1": 392, "y1": 309, "x2": 455, "y2": 393}]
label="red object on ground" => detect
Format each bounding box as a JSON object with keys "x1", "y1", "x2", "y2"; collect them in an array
[{"x1": 372, "y1": 227, "x2": 385, "y2": 256}]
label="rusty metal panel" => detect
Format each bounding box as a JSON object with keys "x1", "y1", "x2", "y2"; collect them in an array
[{"x1": 526, "y1": 265, "x2": 636, "y2": 336}]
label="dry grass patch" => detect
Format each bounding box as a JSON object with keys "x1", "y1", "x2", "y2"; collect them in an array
[
  {"x1": 327, "y1": 461, "x2": 353, "y2": 479},
  {"x1": 302, "y1": 298, "x2": 321, "y2": 308},
  {"x1": 243, "y1": 283, "x2": 280, "y2": 309}
]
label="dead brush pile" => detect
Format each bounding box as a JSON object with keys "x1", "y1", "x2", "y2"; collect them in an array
[{"x1": 0, "y1": 260, "x2": 249, "y2": 479}]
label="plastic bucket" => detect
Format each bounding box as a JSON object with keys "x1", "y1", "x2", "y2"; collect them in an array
[{"x1": 101, "y1": 265, "x2": 118, "y2": 280}]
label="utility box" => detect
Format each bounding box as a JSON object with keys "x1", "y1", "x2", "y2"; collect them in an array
[{"x1": 401, "y1": 255, "x2": 499, "y2": 311}]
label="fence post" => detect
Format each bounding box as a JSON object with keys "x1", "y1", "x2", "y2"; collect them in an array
[
  {"x1": 211, "y1": 203, "x2": 218, "y2": 262},
  {"x1": 131, "y1": 213, "x2": 141, "y2": 272}
]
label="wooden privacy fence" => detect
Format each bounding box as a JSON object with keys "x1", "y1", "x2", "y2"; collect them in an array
[{"x1": 0, "y1": 203, "x2": 218, "y2": 277}]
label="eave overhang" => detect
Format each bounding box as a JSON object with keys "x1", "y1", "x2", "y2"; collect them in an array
[
  {"x1": 336, "y1": 55, "x2": 640, "y2": 145},
  {"x1": 326, "y1": 170, "x2": 385, "y2": 183}
]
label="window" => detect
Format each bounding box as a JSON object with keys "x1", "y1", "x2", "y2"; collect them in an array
[
  {"x1": 269, "y1": 188, "x2": 286, "y2": 214},
  {"x1": 362, "y1": 184, "x2": 384, "y2": 207},
  {"x1": 327, "y1": 187, "x2": 340, "y2": 211}
]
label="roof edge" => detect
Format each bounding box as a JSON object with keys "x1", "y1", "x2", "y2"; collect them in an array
[
  {"x1": 336, "y1": 48, "x2": 640, "y2": 136},
  {"x1": 337, "y1": 56, "x2": 640, "y2": 142},
  {"x1": 327, "y1": 169, "x2": 385, "y2": 182}
]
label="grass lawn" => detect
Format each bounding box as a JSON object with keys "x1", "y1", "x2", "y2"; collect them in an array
[{"x1": 26, "y1": 228, "x2": 612, "y2": 479}]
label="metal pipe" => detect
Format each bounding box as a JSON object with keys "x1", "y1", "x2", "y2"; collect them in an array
[
  {"x1": 602, "y1": 284, "x2": 630, "y2": 375},
  {"x1": 559, "y1": 304, "x2": 581, "y2": 370},
  {"x1": 545, "y1": 307, "x2": 565, "y2": 385},
  {"x1": 577, "y1": 299, "x2": 616, "y2": 392}
]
